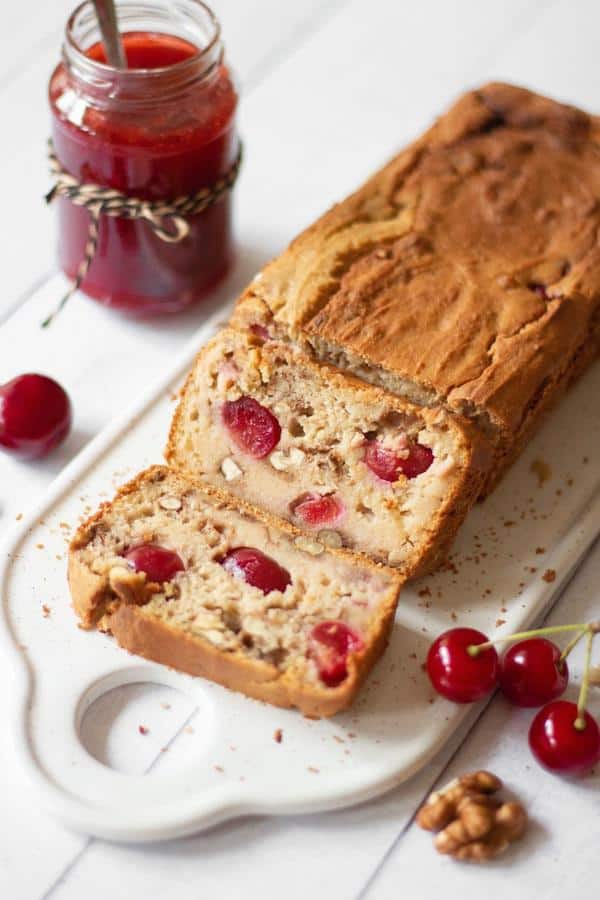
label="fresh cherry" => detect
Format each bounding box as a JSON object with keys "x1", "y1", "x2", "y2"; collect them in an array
[
  {"x1": 125, "y1": 543, "x2": 185, "y2": 582},
  {"x1": 0, "y1": 373, "x2": 72, "y2": 459},
  {"x1": 500, "y1": 638, "x2": 568, "y2": 707},
  {"x1": 222, "y1": 547, "x2": 291, "y2": 594},
  {"x1": 222, "y1": 396, "x2": 281, "y2": 458},
  {"x1": 529, "y1": 700, "x2": 600, "y2": 776},
  {"x1": 309, "y1": 620, "x2": 364, "y2": 687},
  {"x1": 291, "y1": 492, "x2": 345, "y2": 527},
  {"x1": 427, "y1": 627, "x2": 499, "y2": 703},
  {"x1": 364, "y1": 439, "x2": 433, "y2": 482}
]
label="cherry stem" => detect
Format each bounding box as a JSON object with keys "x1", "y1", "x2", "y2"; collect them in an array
[
  {"x1": 559, "y1": 628, "x2": 588, "y2": 664},
  {"x1": 574, "y1": 629, "x2": 595, "y2": 731},
  {"x1": 467, "y1": 623, "x2": 588, "y2": 656}
]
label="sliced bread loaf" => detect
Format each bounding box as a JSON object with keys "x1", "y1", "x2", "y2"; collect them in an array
[
  {"x1": 69, "y1": 466, "x2": 401, "y2": 717},
  {"x1": 166, "y1": 328, "x2": 489, "y2": 575},
  {"x1": 230, "y1": 84, "x2": 600, "y2": 492}
]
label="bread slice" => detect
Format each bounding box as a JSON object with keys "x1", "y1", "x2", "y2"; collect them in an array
[
  {"x1": 69, "y1": 466, "x2": 401, "y2": 718},
  {"x1": 166, "y1": 328, "x2": 489, "y2": 575},
  {"x1": 230, "y1": 83, "x2": 600, "y2": 490}
]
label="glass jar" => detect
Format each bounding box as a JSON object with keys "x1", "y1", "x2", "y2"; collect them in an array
[{"x1": 49, "y1": 0, "x2": 239, "y2": 315}]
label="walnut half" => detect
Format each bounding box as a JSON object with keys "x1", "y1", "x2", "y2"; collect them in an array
[{"x1": 416, "y1": 770, "x2": 527, "y2": 862}]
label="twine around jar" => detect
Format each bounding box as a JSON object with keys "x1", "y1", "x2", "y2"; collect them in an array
[{"x1": 43, "y1": 139, "x2": 243, "y2": 326}]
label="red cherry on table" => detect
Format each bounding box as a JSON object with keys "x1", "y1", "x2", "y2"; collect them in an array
[
  {"x1": 364, "y1": 439, "x2": 433, "y2": 482},
  {"x1": 0, "y1": 373, "x2": 72, "y2": 459},
  {"x1": 427, "y1": 627, "x2": 499, "y2": 703},
  {"x1": 221, "y1": 396, "x2": 281, "y2": 458},
  {"x1": 222, "y1": 547, "x2": 291, "y2": 594},
  {"x1": 309, "y1": 620, "x2": 364, "y2": 687},
  {"x1": 529, "y1": 700, "x2": 600, "y2": 776},
  {"x1": 292, "y1": 492, "x2": 345, "y2": 527},
  {"x1": 500, "y1": 638, "x2": 568, "y2": 707},
  {"x1": 125, "y1": 544, "x2": 185, "y2": 583}
]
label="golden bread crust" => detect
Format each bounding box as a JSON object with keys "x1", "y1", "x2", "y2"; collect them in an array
[{"x1": 233, "y1": 83, "x2": 600, "y2": 448}]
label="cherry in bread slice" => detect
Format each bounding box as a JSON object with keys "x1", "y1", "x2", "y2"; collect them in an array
[
  {"x1": 69, "y1": 466, "x2": 401, "y2": 718},
  {"x1": 167, "y1": 328, "x2": 489, "y2": 576}
]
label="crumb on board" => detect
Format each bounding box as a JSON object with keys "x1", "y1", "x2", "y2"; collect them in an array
[
  {"x1": 42, "y1": 604, "x2": 51, "y2": 618},
  {"x1": 160, "y1": 702, "x2": 171, "y2": 710},
  {"x1": 495, "y1": 618, "x2": 506, "y2": 627},
  {"x1": 542, "y1": 569, "x2": 556, "y2": 583},
  {"x1": 15, "y1": 513, "x2": 23, "y2": 521},
  {"x1": 184, "y1": 726, "x2": 195, "y2": 735},
  {"x1": 307, "y1": 766, "x2": 320, "y2": 774},
  {"x1": 214, "y1": 765, "x2": 224, "y2": 773},
  {"x1": 530, "y1": 458, "x2": 552, "y2": 486},
  {"x1": 273, "y1": 728, "x2": 283, "y2": 744}
]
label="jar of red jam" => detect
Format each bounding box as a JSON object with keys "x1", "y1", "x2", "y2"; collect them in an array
[{"x1": 49, "y1": 0, "x2": 239, "y2": 315}]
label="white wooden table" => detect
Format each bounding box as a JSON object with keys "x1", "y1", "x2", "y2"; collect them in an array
[{"x1": 1, "y1": 1, "x2": 598, "y2": 897}]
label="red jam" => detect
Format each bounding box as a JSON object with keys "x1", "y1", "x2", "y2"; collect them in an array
[{"x1": 49, "y1": 23, "x2": 238, "y2": 315}]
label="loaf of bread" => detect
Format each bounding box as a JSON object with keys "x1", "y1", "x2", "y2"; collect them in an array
[
  {"x1": 167, "y1": 328, "x2": 488, "y2": 574},
  {"x1": 231, "y1": 83, "x2": 600, "y2": 488},
  {"x1": 69, "y1": 466, "x2": 401, "y2": 717}
]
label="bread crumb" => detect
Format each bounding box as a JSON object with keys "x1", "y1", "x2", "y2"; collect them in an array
[
  {"x1": 535, "y1": 547, "x2": 545, "y2": 554},
  {"x1": 307, "y1": 766, "x2": 320, "y2": 774},
  {"x1": 15, "y1": 513, "x2": 23, "y2": 521},
  {"x1": 495, "y1": 618, "x2": 506, "y2": 627},
  {"x1": 36, "y1": 543, "x2": 45, "y2": 550},
  {"x1": 214, "y1": 765, "x2": 224, "y2": 773},
  {"x1": 138, "y1": 725, "x2": 149, "y2": 735},
  {"x1": 42, "y1": 604, "x2": 51, "y2": 618},
  {"x1": 273, "y1": 728, "x2": 283, "y2": 744},
  {"x1": 160, "y1": 702, "x2": 171, "y2": 710},
  {"x1": 531, "y1": 458, "x2": 551, "y2": 486},
  {"x1": 184, "y1": 726, "x2": 195, "y2": 735},
  {"x1": 542, "y1": 569, "x2": 556, "y2": 583}
]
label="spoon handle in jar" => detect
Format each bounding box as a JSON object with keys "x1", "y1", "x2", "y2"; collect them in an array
[{"x1": 93, "y1": 0, "x2": 127, "y2": 68}]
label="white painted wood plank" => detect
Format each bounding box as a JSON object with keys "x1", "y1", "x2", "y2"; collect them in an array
[
  {"x1": 38, "y1": 730, "x2": 472, "y2": 900},
  {"x1": 366, "y1": 546, "x2": 600, "y2": 900},
  {"x1": 0, "y1": 2, "x2": 74, "y2": 87}
]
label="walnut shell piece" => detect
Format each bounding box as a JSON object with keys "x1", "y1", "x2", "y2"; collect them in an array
[{"x1": 417, "y1": 770, "x2": 527, "y2": 862}]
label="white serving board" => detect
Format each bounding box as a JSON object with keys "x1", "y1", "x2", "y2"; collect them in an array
[{"x1": 1, "y1": 304, "x2": 600, "y2": 843}]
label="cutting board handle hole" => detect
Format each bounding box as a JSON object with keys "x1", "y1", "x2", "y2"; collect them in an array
[{"x1": 78, "y1": 676, "x2": 201, "y2": 775}]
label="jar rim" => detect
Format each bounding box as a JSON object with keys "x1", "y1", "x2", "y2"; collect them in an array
[{"x1": 64, "y1": 0, "x2": 222, "y2": 78}]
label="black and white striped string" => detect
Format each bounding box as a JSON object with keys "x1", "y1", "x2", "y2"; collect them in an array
[{"x1": 43, "y1": 139, "x2": 243, "y2": 326}]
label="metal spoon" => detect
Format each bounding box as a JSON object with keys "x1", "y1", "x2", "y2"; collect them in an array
[{"x1": 93, "y1": 0, "x2": 127, "y2": 68}]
